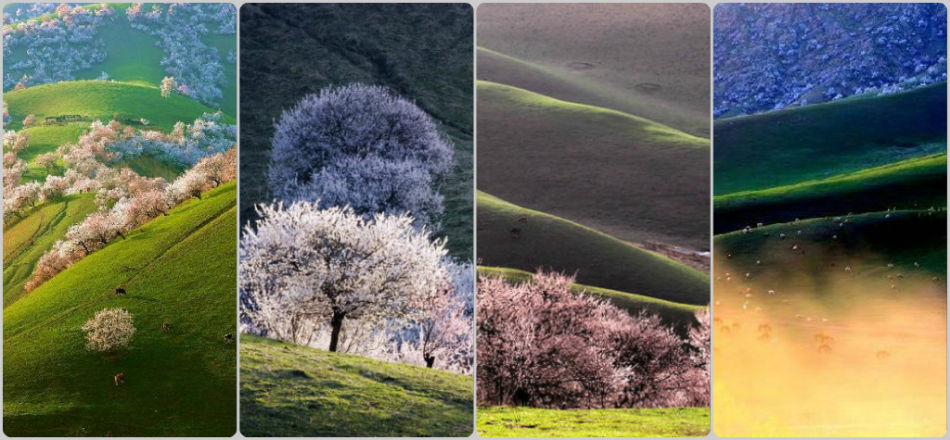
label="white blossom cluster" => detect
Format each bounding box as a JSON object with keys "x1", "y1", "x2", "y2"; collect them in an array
[
  {"x1": 106, "y1": 112, "x2": 237, "y2": 167},
  {"x1": 127, "y1": 3, "x2": 234, "y2": 107},
  {"x1": 2, "y1": 4, "x2": 112, "y2": 90}
]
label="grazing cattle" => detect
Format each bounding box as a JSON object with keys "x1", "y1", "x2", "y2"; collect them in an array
[
  {"x1": 162, "y1": 322, "x2": 172, "y2": 333},
  {"x1": 509, "y1": 228, "x2": 521, "y2": 239},
  {"x1": 114, "y1": 373, "x2": 125, "y2": 386},
  {"x1": 224, "y1": 333, "x2": 233, "y2": 343},
  {"x1": 114, "y1": 287, "x2": 127, "y2": 295}
]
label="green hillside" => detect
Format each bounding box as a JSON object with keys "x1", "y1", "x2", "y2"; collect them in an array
[
  {"x1": 240, "y1": 335, "x2": 473, "y2": 437},
  {"x1": 478, "y1": 191, "x2": 708, "y2": 305},
  {"x1": 3, "y1": 183, "x2": 237, "y2": 436},
  {"x1": 4, "y1": 80, "x2": 234, "y2": 132},
  {"x1": 477, "y1": 47, "x2": 708, "y2": 138},
  {"x1": 2, "y1": 194, "x2": 98, "y2": 307},
  {"x1": 714, "y1": 82, "x2": 947, "y2": 195},
  {"x1": 477, "y1": 80, "x2": 709, "y2": 250},
  {"x1": 715, "y1": 153, "x2": 947, "y2": 233},
  {"x1": 478, "y1": 266, "x2": 702, "y2": 330}
]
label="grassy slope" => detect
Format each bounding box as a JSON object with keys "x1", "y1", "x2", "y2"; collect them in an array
[
  {"x1": 714, "y1": 82, "x2": 947, "y2": 195},
  {"x1": 478, "y1": 191, "x2": 708, "y2": 305},
  {"x1": 239, "y1": 3, "x2": 473, "y2": 259},
  {"x1": 476, "y1": 4, "x2": 710, "y2": 138},
  {"x1": 715, "y1": 153, "x2": 947, "y2": 233},
  {"x1": 477, "y1": 80, "x2": 709, "y2": 250},
  {"x1": 240, "y1": 335, "x2": 473, "y2": 437},
  {"x1": 477, "y1": 406, "x2": 709, "y2": 437},
  {"x1": 477, "y1": 47, "x2": 708, "y2": 138},
  {"x1": 2, "y1": 194, "x2": 98, "y2": 307},
  {"x1": 4, "y1": 80, "x2": 234, "y2": 132},
  {"x1": 478, "y1": 266, "x2": 702, "y2": 330},
  {"x1": 3, "y1": 183, "x2": 237, "y2": 437},
  {"x1": 716, "y1": 210, "x2": 948, "y2": 277}
]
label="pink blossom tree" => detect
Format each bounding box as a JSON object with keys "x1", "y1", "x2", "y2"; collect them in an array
[{"x1": 477, "y1": 271, "x2": 706, "y2": 409}]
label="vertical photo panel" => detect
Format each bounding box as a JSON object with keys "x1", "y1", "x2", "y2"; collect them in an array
[
  {"x1": 238, "y1": 3, "x2": 474, "y2": 437},
  {"x1": 475, "y1": 3, "x2": 711, "y2": 437},
  {"x1": 713, "y1": 3, "x2": 947, "y2": 436},
  {"x1": 2, "y1": 3, "x2": 238, "y2": 436}
]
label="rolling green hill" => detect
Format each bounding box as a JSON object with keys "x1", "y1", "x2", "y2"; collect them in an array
[
  {"x1": 476, "y1": 4, "x2": 710, "y2": 137},
  {"x1": 2, "y1": 194, "x2": 98, "y2": 307},
  {"x1": 240, "y1": 335, "x2": 473, "y2": 437},
  {"x1": 238, "y1": 3, "x2": 473, "y2": 259},
  {"x1": 477, "y1": 80, "x2": 709, "y2": 250},
  {"x1": 5, "y1": 80, "x2": 234, "y2": 132},
  {"x1": 478, "y1": 266, "x2": 702, "y2": 330},
  {"x1": 477, "y1": 191, "x2": 708, "y2": 305},
  {"x1": 714, "y1": 82, "x2": 947, "y2": 195},
  {"x1": 477, "y1": 47, "x2": 708, "y2": 138},
  {"x1": 3, "y1": 183, "x2": 237, "y2": 436},
  {"x1": 715, "y1": 153, "x2": 947, "y2": 233}
]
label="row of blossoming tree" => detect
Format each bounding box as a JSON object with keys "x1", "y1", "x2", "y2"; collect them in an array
[
  {"x1": 2, "y1": 112, "x2": 236, "y2": 293},
  {"x1": 239, "y1": 83, "x2": 474, "y2": 374},
  {"x1": 478, "y1": 271, "x2": 710, "y2": 408}
]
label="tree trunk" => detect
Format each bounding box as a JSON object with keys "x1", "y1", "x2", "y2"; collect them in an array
[
  {"x1": 425, "y1": 354, "x2": 435, "y2": 368},
  {"x1": 328, "y1": 311, "x2": 345, "y2": 352}
]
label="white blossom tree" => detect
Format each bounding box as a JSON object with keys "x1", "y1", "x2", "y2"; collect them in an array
[
  {"x1": 240, "y1": 201, "x2": 448, "y2": 352},
  {"x1": 82, "y1": 308, "x2": 136, "y2": 352},
  {"x1": 160, "y1": 76, "x2": 176, "y2": 98},
  {"x1": 267, "y1": 84, "x2": 454, "y2": 230}
]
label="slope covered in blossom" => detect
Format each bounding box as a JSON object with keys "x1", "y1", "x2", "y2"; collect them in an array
[{"x1": 3, "y1": 183, "x2": 237, "y2": 436}]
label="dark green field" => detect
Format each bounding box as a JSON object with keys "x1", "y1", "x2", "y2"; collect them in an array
[
  {"x1": 714, "y1": 83, "x2": 946, "y2": 196},
  {"x1": 3, "y1": 184, "x2": 237, "y2": 436},
  {"x1": 240, "y1": 335, "x2": 473, "y2": 437},
  {"x1": 238, "y1": 3, "x2": 473, "y2": 258}
]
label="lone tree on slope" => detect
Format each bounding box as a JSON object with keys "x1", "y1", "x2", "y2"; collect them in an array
[{"x1": 240, "y1": 200, "x2": 447, "y2": 352}]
